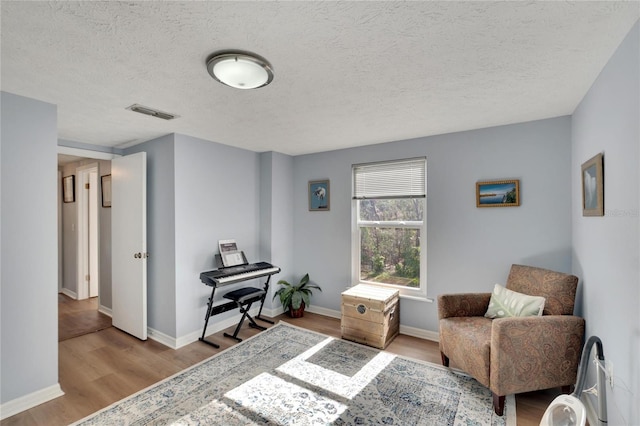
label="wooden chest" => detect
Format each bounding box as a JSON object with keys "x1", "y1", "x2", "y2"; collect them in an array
[{"x1": 341, "y1": 284, "x2": 399, "y2": 349}]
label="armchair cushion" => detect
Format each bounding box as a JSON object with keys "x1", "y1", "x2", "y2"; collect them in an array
[
  {"x1": 439, "y1": 316, "x2": 492, "y2": 387},
  {"x1": 484, "y1": 284, "x2": 546, "y2": 318},
  {"x1": 491, "y1": 315, "x2": 585, "y2": 396}
]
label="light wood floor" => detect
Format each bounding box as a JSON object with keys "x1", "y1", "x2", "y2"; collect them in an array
[
  {"x1": 3, "y1": 308, "x2": 558, "y2": 425},
  {"x1": 58, "y1": 294, "x2": 112, "y2": 341}
]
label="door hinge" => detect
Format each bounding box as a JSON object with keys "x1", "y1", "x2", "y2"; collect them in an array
[
  {"x1": 86, "y1": 274, "x2": 90, "y2": 281},
  {"x1": 85, "y1": 183, "x2": 90, "y2": 189}
]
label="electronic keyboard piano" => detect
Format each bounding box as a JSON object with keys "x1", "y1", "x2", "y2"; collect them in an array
[
  {"x1": 199, "y1": 261, "x2": 280, "y2": 348},
  {"x1": 199, "y1": 262, "x2": 281, "y2": 286}
]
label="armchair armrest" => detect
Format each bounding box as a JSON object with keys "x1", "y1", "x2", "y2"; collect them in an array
[
  {"x1": 490, "y1": 315, "x2": 585, "y2": 396},
  {"x1": 437, "y1": 293, "x2": 492, "y2": 319}
]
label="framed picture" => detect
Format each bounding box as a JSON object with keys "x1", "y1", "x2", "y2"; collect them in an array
[
  {"x1": 101, "y1": 174, "x2": 112, "y2": 208},
  {"x1": 581, "y1": 153, "x2": 604, "y2": 216},
  {"x1": 476, "y1": 179, "x2": 520, "y2": 207},
  {"x1": 309, "y1": 180, "x2": 330, "y2": 211},
  {"x1": 63, "y1": 175, "x2": 75, "y2": 203}
]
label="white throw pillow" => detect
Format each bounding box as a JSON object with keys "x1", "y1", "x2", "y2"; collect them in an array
[{"x1": 484, "y1": 284, "x2": 546, "y2": 318}]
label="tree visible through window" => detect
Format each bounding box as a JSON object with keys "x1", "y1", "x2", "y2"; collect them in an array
[{"x1": 352, "y1": 158, "x2": 427, "y2": 298}]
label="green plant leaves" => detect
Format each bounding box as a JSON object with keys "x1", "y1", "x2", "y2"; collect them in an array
[
  {"x1": 272, "y1": 274, "x2": 322, "y2": 312},
  {"x1": 299, "y1": 273, "x2": 310, "y2": 288},
  {"x1": 291, "y1": 292, "x2": 303, "y2": 310}
]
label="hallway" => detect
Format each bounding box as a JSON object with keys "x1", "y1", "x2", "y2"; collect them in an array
[{"x1": 58, "y1": 294, "x2": 112, "y2": 342}]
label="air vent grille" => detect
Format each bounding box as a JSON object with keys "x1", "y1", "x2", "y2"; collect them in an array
[{"x1": 126, "y1": 104, "x2": 178, "y2": 120}]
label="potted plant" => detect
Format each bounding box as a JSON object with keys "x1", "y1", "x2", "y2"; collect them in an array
[{"x1": 273, "y1": 273, "x2": 322, "y2": 318}]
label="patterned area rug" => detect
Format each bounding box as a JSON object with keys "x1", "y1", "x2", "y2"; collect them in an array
[{"x1": 73, "y1": 322, "x2": 515, "y2": 425}]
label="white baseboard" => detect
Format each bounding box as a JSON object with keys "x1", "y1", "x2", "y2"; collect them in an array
[
  {"x1": 302, "y1": 305, "x2": 439, "y2": 341},
  {"x1": 150, "y1": 306, "x2": 267, "y2": 350},
  {"x1": 149, "y1": 305, "x2": 439, "y2": 350},
  {"x1": 0, "y1": 383, "x2": 64, "y2": 420},
  {"x1": 59, "y1": 288, "x2": 77, "y2": 299},
  {"x1": 306, "y1": 305, "x2": 341, "y2": 319},
  {"x1": 98, "y1": 305, "x2": 112, "y2": 317},
  {"x1": 59, "y1": 290, "x2": 112, "y2": 319},
  {"x1": 400, "y1": 324, "x2": 439, "y2": 342},
  {"x1": 147, "y1": 327, "x2": 178, "y2": 348}
]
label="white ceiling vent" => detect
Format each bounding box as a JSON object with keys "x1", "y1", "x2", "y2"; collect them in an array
[{"x1": 126, "y1": 104, "x2": 178, "y2": 120}]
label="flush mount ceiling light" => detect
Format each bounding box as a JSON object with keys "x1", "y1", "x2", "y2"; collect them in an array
[{"x1": 206, "y1": 51, "x2": 274, "y2": 89}]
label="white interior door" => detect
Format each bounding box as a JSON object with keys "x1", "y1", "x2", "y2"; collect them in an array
[{"x1": 112, "y1": 152, "x2": 147, "y2": 340}]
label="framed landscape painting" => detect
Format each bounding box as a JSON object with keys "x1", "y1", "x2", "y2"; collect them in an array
[
  {"x1": 309, "y1": 180, "x2": 330, "y2": 211},
  {"x1": 476, "y1": 179, "x2": 520, "y2": 208}
]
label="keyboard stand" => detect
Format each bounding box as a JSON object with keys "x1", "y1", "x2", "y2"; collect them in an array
[
  {"x1": 255, "y1": 288, "x2": 275, "y2": 325},
  {"x1": 198, "y1": 270, "x2": 277, "y2": 348}
]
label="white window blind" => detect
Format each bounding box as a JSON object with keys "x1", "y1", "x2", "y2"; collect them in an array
[{"x1": 353, "y1": 157, "x2": 426, "y2": 199}]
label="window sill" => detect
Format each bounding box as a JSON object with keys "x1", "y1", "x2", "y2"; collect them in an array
[{"x1": 352, "y1": 281, "x2": 433, "y2": 303}]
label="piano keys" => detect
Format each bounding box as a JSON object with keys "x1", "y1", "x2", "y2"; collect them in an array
[
  {"x1": 200, "y1": 262, "x2": 281, "y2": 286},
  {"x1": 198, "y1": 261, "x2": 280, "y2": 348}
]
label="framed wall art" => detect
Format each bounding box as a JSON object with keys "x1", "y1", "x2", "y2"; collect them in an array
[
  {"x1": 476, "y1": 179, "x2": 520, "y2": 208},
  {"x1": 63, "y1": 175, "x2": 75, "y2": 203},
  {"x1": 101, "y1": 174, "x2": 112, "y2": 208},
  {"x1": 581, "y1": 153, "x2": 604, "y2": 216},
  {"x1": 309, "y1": 180, "x2": 330, "y2": 211}
]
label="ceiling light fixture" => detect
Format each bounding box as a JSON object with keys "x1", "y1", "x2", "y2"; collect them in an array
[{"x1": 206, "y1": 51, "x2": 274, "y2": 89}]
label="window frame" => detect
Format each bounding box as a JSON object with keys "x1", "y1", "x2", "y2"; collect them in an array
[{"x1": 351, "y1": 158, "x2": 428, "y2": 300}]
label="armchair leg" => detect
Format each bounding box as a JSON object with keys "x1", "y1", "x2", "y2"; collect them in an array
[
  {"x1": 440, "y1": 352, "x2": 449, "y2": 367},
  {"x1": 492, "y1": 393, "x2": 505, "y2": 416}
]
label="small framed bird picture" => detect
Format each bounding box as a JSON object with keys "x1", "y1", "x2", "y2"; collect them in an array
[{"x1": 309, "y1": 180, "x2": 330, "y2": 211}]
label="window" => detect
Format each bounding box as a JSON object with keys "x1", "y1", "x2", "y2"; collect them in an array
[{"x1": 352, "y1": 158, "x2": 427, "y2": 299}]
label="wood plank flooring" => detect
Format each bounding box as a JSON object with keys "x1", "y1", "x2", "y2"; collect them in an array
[
  {"x1": 3, "y1": 308, "x2": 558, "y2": 425},
  {"x1": 58, "y1": 294, "x2": 112, "y2": 341}
]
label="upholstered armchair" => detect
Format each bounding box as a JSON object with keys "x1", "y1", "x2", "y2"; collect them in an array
[{"x1": 437, "y1": 264, "x2": 585, "y2": 416}]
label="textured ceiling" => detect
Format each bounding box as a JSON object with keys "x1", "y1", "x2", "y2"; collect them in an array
[{"x1": 2, "y1": 1, "x2": 638, "y2": 155}]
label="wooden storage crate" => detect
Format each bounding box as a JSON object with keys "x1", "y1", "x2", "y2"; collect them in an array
[{"x1": 341, "y1": 284, "x2": 399, "y2": 349}]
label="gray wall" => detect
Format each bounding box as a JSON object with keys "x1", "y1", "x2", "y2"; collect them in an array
[
  {"x1": 125, "y1": 134, "x2": 285, "y2": 339},
  {"x1": 60, "y1": 163, "x2": 78, "y2": 292},
  {"x1": 269, "y1": 152, "x2": 295, "y2": 302},
  {"x1": 292, "y1": 117, "x2": 573, "y2": 331},
  {"x1": 173, "y1": 134, "x2": 262, "y2": 337},
  {"x1": 571, "y1": 21, "x2": 639, "y2": 425},
  {"x1": 260, "y1": 151, "x2": 295, "y2": 311},
  {"x1": 259, "y1": 153, "x2": 273, "y2": 263},
  {"x1": 1, "y1": 92, "x2": 59, "y2": 403}
]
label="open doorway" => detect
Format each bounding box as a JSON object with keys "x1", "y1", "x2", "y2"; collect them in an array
[
  {"x1": 58, "y1": 152, "x2": 114, "y2": 340},
  {"x1": 58, "y1": 293, "x2": 111, "y2": 341}
]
